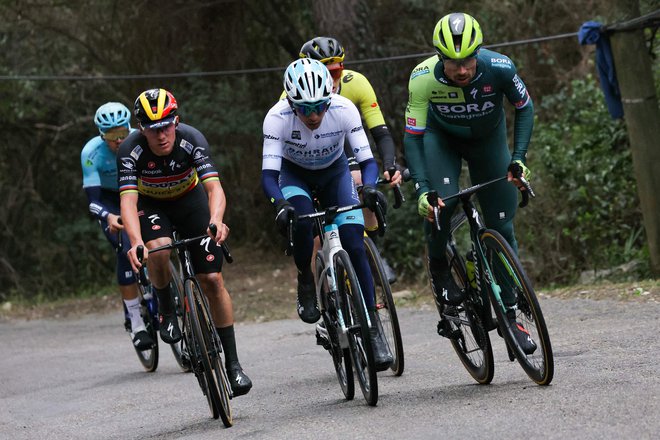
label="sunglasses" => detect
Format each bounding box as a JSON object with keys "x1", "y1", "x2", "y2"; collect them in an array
[
  {"x1": 292, "y1": 100, "x2": 330, "y2": 117},
  {"x1": 102, "y1": 128, "x2": 130, "y2": 142},
  {"x1": 440, "y1": 54, "x2": 478, "y2": 68}
]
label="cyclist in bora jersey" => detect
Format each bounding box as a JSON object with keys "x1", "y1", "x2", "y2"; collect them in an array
[
  {"x1": 81, "y1": 102, "x2": 154, "y2": 350},
  {"x1": 117, "y1": 88, "x2": 252, "y2": 394},
  {"x1": 298, "y1": 36, "x2": 402, "y2": 283},
  {"x1": 404, "y1": 12, "x2": 536, "y2": 353},
  {"x1": 262, "y1": 58, "x2": 393, "y2": 370}
]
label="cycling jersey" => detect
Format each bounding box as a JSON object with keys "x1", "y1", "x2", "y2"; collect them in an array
[
  {"x1": 280, "y1": 69, "x2": 395, "y2": 171},
  {"x1": 80, "y1": 133, "x2": 136, "y2": 286},
  {"x1": 261, "y1": 94, "x2": 377, "y2": 203},
  {"x1": 117, "y1": 123, "x2": 219, "y2": 200}
]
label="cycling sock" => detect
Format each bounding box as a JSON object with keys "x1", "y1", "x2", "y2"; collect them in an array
[
  {"x1": 365, "y1": 226, "x2": 379, "y2": 239},
  {"x1": 123, "y1": 297, "x2": 144, "y2": 332},
  {"x1": 154, "y1": 285, "x2": 174, "y2": 315},
  {"x1": 217, "y1": 325, "x2": 239, "y2": 367}
]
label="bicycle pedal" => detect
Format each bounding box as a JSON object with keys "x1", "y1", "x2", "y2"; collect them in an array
[
  {"x1": 315, "y1": 329, "x2": 331, "y2": 350},
  {"x1": 437, "y1": 320, "x2": 461, "y2": 340}
]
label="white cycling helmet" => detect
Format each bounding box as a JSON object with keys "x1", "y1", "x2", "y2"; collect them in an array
[{"x1": 283, "y1": 58, "x2": 333, "y2": 105}]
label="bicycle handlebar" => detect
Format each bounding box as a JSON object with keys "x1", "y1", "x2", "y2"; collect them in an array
[
  {"x1": 427, "y1": 175, "x2": 536, "y2": 232},
  {"x1": 136, "y1": 223, "x2": 234, "y2": 264},
  {"x1": 375, "y1": 167, "x2": 411, "y2": 209}
]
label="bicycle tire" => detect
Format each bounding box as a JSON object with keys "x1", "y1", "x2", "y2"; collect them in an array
[
  {"x1": 336, "y1": 250, "x2": 378, "y2": 406},
  {"x1": 168, "y1": 260, "x2": 191, "y2": 372},
  {"x1": 127, "y1": 286, "x2": 159, "y2": 372},
  {"x1": 480, "y1": 230, "x2": 554, "y2": 385},
  {"x1": 316, "y1": 254, "x2": 354, "y2": 401},
  {"x1": 364, "y1": 236, "x2": 404, "y2": 376},
  {"x1": 186, "y1": 278, "x2": 233, "y2": 424},
  {"x1": 444, "y1": 243, "x2": 494, "y2": 384}
]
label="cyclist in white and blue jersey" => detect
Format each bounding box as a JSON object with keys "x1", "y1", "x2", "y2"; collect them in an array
[
  {"x1": 261, "y1": 58, "x2": 392, "y2": 370},
  {"x1": 80, "y1": 102, "x2": 154, "y2": 350}
]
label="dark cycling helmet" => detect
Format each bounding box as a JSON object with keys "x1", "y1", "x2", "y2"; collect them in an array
[
  {"x1": 134, "y1": 88, "x2": 178, "y2": 129},
  {"x1": 94, "y1": 102, "x2": 131, "y2": 134},
  {"x1": 433, "y1": 12, "x2": 483, "y2": 59},
  {"x1": 299, "y1": 36, "x2": 345, "y2": 65}
]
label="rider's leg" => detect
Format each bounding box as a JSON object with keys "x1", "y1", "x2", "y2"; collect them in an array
[{"x1": 422, "y1": 127, "x2": 464, "y2": 306}]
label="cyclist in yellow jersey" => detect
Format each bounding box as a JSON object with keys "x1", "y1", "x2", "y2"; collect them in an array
[{"x1": 298, "y1": 36, "x2": 402, "y2": 283}]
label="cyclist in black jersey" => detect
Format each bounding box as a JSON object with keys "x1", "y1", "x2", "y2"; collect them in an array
[{"x1": 117, "y1": 88, "x2": 252, "y2": 396}]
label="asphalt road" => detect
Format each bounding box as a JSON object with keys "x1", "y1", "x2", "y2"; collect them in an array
[{"x1": 1, "y1": 297, "x2": 658, "y2": 439}]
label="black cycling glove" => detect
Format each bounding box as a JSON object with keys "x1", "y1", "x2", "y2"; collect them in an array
[
  {"x1": 274, "y1": 199, "x2": 296, "y2": 236},
  {"x1": 362, "y1": 186, "x2": 387, "y2": 215}
]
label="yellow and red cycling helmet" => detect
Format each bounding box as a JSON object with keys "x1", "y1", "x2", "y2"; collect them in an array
[{"x1": 134, "y1": 88, "x2": 178, "y2": 129}]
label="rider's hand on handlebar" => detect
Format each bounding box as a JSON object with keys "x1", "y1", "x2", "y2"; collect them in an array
[
  {"x1": 362, "y1": 185, "x2": 388, "y2": 215},
  {"x1": 107, "y1": 213, "x2": 123, "y2": 234},
  {"x1": 127, "y1": 243, "x2": 146, "y2": 272},
  {"x1": 383, "y1": 169, "x2": 403, "y2": 187},
  {"x1": 275, "y1": 199, "x2": 297, "y2": 237},
  {"x1": 208, "y1": 222, "x2": 229, "y2": 244},
  {"x1": 418, "y1": 191, "x2": 445, "y2": 222},
  {"x1": 507, "y1": 160, "x2": 531, "y2": 191}
]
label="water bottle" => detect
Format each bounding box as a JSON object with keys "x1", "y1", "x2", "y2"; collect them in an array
[{"x1": 466, "y1": 252, "x2": 477, "y2": 289}]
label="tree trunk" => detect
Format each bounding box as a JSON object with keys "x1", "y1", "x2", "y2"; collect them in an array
[{"x1": 606, "y1": 1, "x2": 660, "y2": 276}]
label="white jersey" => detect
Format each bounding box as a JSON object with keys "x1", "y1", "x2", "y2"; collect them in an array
[{"x1": 262, "y1": 94, "x2": 373, "y2": 171}]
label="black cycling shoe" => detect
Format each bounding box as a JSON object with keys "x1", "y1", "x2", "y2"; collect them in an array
[
  {"x1": 158, "y1": 313, "x2": 182, "y2": 344},
  {"x1": 509, "y1": 316, "x2": 537, "y2": 354},
  {"x1": 429, "y1": 266, "x2": 465, "y2": 306},
  {"x1": 132, "y1": 329, "x2": 155, "y2": 351},
  {"x1": 297, "y1": 279, "x2": 320, "y2": 324},
  {"x1": 226, "y1": 362, "x2": 252, "y2": 397},
  {"x1": 370, "y1": 324, "x2": 393, "y2": 372}
]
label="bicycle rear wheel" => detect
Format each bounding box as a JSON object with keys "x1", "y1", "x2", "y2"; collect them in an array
[
  {"x1": 445, "y1": 243, "x2": 494, "y2": 384},
  {"x1": 186, "y1": 278, "x2": 233, "y2": 425},
  {"x1": 481, "y1": 230, "x2": 554, "y2": 385},
  {"x1": 364, "y1": 236, "x2": 404, "y2": 376},
  {"x1": 336, "y1": 250, "x2": 378, "y2": 406},
  {"x1": 168, "y1": 259, "x2": 191, "y2": 372},
  {"x1": 317, "y1": 255, "x2": 354, "y2": 401}
]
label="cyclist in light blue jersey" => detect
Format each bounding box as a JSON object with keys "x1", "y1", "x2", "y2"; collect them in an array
[{"x1": 81, "y1": 102, "x2": 153, "y2": 350}]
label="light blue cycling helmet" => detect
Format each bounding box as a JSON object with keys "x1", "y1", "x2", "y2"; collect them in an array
[
  {"x1": 94, "y1": 102, "x2": 131, "y2": 134},
  {"x1": 283, "y1": 58, "x2": 333, "y2": 104}
]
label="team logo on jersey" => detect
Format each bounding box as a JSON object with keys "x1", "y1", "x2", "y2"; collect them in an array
[
  {"x1": 370, "y1": 102, "x2": 378, "y2": 108},
  {"x1": 206, "y1": 254, "x2": 215, "y2": 262},
  {"x1": 410, "y1": 65, "x2": 430, "y2": 80},
  {"x1": 180, "y1": 139, "x2": 193, "y2": 154},
  {"x1": 148, "y1": 161, "x2": 156, "y2": 169},
  {"x1": 470, "y1": 88, "x2": 478, "y2": 99},
  {"x1": 263, "y1": 134, "x2": 279, "y2": 140},
  {"x1": 342, "y1": 73, "x2": 354, "y2": 83},
  {"x1": 130, "y1": 145, "x2": 143, "y2": 160},
  {"x1": 407, "y1": 117, "x2": 417, "y2": 126},
  {"x1": 491, "y1": 57, "x2": 512, "y2": 69},
  {"x1": 152, "y1": 225, "x2": 161, "y2": 230},
  {"x1": 483, "y1": 85, "x2": 493, "y2": 93},
  {"x1": 292, "y1": 130, "x2": 301, "y2": 140},
  {"x1": 121, "y1": 158, "x2": 135, "y2": 170}
]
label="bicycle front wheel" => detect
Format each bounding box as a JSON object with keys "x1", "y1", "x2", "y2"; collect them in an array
[
  {"x1": 336, "y1": 250, "x2": 378, "y2": 406},
  {"x1": 364, "y1": 236, "x2": 404, "y2": 376},
  {"x1": 481, "y1": 230, "x2": 554, "y2": 385},
  {"x1": 445, "y1": 243, "x2": 494, "y2": 384},
  {"x1": 317, "y1": 255, "x2": 354, "y2": 401},
  {"x1": 168, "y1": 259, "x2": 191, "y2": 372},
  {"x1": 186, "y1": 278, "x2": 233, "y2": 425}
]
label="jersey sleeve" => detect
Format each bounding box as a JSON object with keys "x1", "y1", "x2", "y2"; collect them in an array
[
  {"x1": 261, "y1": 109, "x2": 285, "y2": 172},
  {"x1": 80, "y1": 138, "x2": 102, "y2": 188},
  {"x1": 349, "y1": 71, "x2": 386, "y2": 130},
  {"x1": 404, "y1": 60, "x2": 434, "y2": 135},
  {"x1": 498, "y1": 58, "x2": 534, "y2": 162},
  {"x1": 184, "y1": 127, "x2": 220, "y2": 184},
  {"x1": 116, "y1": 142, "x2": 139, "y2": 196}
]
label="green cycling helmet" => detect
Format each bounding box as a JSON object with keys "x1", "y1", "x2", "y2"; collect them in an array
[{"x1": 433, "y1": 12, "x2": 483, "y2": 59}]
